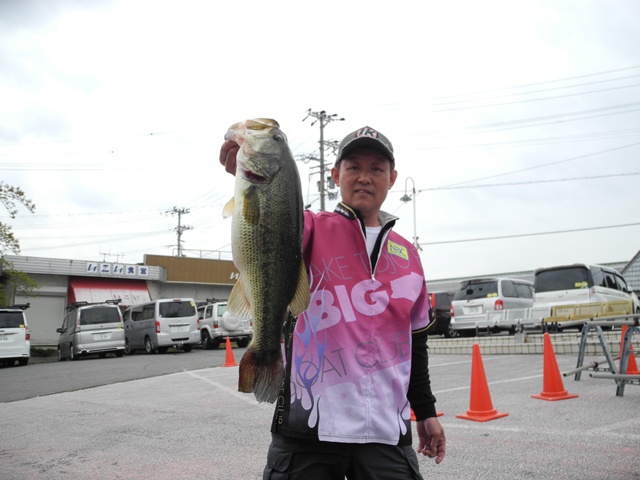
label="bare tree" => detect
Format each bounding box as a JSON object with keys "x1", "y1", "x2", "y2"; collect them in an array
[{"x1": 0, "y1": 181, "x2": 38, "y2": 305}]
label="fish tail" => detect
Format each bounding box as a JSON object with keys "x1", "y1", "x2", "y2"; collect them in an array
[{"x1": 238, "y1": 346, "x2": 284, "y2": 404}]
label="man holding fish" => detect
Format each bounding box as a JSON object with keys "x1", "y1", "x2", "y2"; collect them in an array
[{"x1": 220, "y1": 119, "x2": 445, "y2": 479}]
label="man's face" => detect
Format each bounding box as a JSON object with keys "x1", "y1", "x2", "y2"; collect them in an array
[{"x1": 331, "y1": 147, "x2": 397, "y2": 226}]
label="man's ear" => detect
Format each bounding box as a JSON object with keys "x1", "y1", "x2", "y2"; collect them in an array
[
  {"x1": 331, "y1": 167, "x2": 340, "y2": 187},
  {"x1": 389, "y1": 169, "x2": 398, "y2": 189}
]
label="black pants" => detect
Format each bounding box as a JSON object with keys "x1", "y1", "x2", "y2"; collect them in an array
[{"x1": 263, "y1": 433, "x2": 424, "y2": 480}]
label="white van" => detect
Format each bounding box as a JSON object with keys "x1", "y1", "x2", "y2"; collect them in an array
[
  {"x1": 57, "y1": 300, "x2": 125, "y2": 361},
  {"x1": 533, "y1": 264, "x2": 640, "y2": 328},
  {"x1": 0, "y1": 304, "x2": 31, "y2": 366},
  {"x1": 123, "y1": 298, "x2": 200, "y2": 354},
  {"x1": 449, "y1": 277, "x2": 534, "y2": 336}
]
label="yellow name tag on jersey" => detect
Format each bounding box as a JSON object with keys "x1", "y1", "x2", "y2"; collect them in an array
[{"x1": 387, "y1": 241, "x2": 408, "y2": 260}]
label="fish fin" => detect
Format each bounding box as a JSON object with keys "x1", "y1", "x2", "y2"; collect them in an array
[
  {"x1": 222, "y1": 197, "x2": 235, "y2": 218},
  {"x1": 289, "y1": 261, "x2": 311, "y2": 317},
  {"x1": 238, "y1": 346, "x2": 283, "y2": 404},
  {"x1": 227, "y1": 280, "x2": 252, "y2": 319}
]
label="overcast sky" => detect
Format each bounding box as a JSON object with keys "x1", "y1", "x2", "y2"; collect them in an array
[{"x1": 1, "y1": 0, "x2": 639, "y2": 281}]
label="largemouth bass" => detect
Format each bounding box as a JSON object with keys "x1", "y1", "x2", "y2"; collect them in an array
[{"x1": 222, "y1": 118, "x2": 310, "y2": 403}]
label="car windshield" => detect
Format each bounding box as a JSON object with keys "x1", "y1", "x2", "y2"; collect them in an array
[
  {"x1": 80, "y1": 307, "x2": 121, "y2": 325},
  {"x1": 535, "y1": 267, "x2": 592, "y2": 293},
  {"x1": 0, "y1": 312, "x2": 25, "y2": 328},
  {"x1": 453, "y1": 281, "x2": 498, "y2": 300},
  {"x1": 159, "y1": 301, "x2": 196, "y2": 318}
]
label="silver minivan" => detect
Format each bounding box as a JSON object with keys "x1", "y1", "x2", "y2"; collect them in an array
[
  {"x1": 123, "y1": 298, "x2": 200, "y2": 354},
  {"x1": 449, "y1": 277, "x2": 534, "y2": 336},
  {"x1": 57, "y1": 300, "x2": 125, "y2": 361}
]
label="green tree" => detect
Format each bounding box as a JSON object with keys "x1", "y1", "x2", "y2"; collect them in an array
[{"x1": 0, "y1": 181, "x2": 38, "y2": 306}]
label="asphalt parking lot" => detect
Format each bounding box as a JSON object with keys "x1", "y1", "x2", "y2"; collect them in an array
[{"x1": 1, "y1": 349, "x2": 639, "y2": 480}]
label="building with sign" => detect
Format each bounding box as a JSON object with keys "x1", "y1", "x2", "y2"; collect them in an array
[{"x1": 2, "y1": 254, "x2": 239, "y2": 346}]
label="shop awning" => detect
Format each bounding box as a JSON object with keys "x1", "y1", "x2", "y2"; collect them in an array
[{"x1": 69, "y1": 277, "x2": 151, "y2": 306}]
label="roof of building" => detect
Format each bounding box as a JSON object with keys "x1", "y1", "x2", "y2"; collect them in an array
[{"x1": 621, "y1": 250, "x2": 640, "y2": 290}]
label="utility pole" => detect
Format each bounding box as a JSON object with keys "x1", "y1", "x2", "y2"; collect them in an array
[
  {"x1": 167, "y1": 207, "x2": 193, "y2": 257},
  {"x1": 302, "y1": 109, "x2": 344, "y2": 211}
]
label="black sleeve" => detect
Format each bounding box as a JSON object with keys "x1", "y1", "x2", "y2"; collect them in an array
[{"x1": 407, "y1": 328, "x2": 437, "y2": 420}]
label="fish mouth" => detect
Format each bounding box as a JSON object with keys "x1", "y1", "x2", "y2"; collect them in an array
[{"x1": 240, "y1": 167, "x2": 268, "y2": 184}]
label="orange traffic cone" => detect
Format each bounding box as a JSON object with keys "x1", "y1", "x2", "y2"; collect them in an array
[
  {"x1": 619, "y1": 326, "x2": 640, "y2": 374},
  {"x1": 532, "y1": 333, "x2": 578, "y2": 401},
  {"x1": 457, "y1": 344, "x2": 508, "y2": 422},
  {"x1": 223, "y1": 337, "x2": 238, "y2": 367}
]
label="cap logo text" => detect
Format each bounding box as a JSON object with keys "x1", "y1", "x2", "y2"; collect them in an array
[{"x1": 356, "y1": 127, "x2": 379, "y2": 139}]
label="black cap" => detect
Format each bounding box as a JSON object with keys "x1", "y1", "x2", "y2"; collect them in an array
[{"x1": 334, "y1": 126, "x2": 395, "y2": 167}]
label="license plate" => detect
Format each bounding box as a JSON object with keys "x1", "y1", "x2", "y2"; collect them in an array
[
  {"x1": 171, "y1": 326, "x2": 188, "y2": 333},
  {"x1": 0, "y1": 336, "x2": 8, "y2": 342},
  {"x1": 464, "y1": 306, "x2": 482, "y2": 314},
  {"x1": 94, "y1": 333, "x2": 110, "y2": 340}
]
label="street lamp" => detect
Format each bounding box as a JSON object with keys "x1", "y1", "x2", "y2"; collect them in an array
[{"x1": 400, "y1": 177, "x2": 421, "y2": 250}]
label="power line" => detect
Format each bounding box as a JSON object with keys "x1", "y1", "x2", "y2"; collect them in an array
[
  {"x1": 433, "y1": 141, "x2": 640, "y2": 189},
  {"x1": 421, "y1": 222, "x2": 640, "y2": 246},
  {"x1": 421, "y1": 172, "x2": 640, "y2": 191},
  {"x1": 381, "y1": 65, "x2": 640, "y2": 108},
  {"x1": 412, "y1": 102, "x2": 640, "y2": 141},
  {"x1": 414, "y1": 82, "x2": 640, "y2": 114},
  {"x1": 420, "y1": 128, "x2": 640, "y2": 150}
]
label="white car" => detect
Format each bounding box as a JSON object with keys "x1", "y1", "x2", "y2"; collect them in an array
[
  {"x1": 197, "y1": 301, "x2": 252, "y2": 349},
  {"x1": 0, "y1": 304, "x2": 31, "y2": 366}
]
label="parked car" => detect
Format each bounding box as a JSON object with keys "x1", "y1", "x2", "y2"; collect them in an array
[
  {"x1": 0, "y1": 304, "x2": 31, "y2": 366},
  {"x1": 426, "y1": 291, "x2": 455, "y2": 338},
  {"x1": 57, "y1": 299, "x2": 125, "y2": 361},
  {"x1": 197, "y1": 301, "x2": 252, "y2": 349},
  {"x1": 533, "y1": 263, "x2": 640, "y2": 330},
  {"x1": 449, "y1": 277, "x2": 534, "y2": 336},
  {"x1": 123, "y1": 298, "x2": 200, "y2": 354}
]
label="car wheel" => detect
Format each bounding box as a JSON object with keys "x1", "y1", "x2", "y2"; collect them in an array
[
  {"x1": 18, "y1": 358, "x2": 29, "y2": 366},
  {"x1": 99, "y1": 353, "x2": 107, "y2": 358},
  {"x1": 201, "y1": 330, "x2": 213, "y2": 350},
  {"x1": 124, "y1": 338, "x2": 134, "y2": 355},
  {"x1": 58, "y1": 347, "x2": 66, "y2": 361},
  {"x1": 444, "y1": 321, "x2": 456, "y2": 338},
  {"x1": 183, "y1": 344, "x2": 193, "y2": 352},
  {"x1": 236, "y1": 338, "x2": 249, "y2": 348},
  {"x1": 115, "y1": 350, "x2": 124, "y2": 358},
  {"x1": 144, "y1": 337, "x2": 155, "y2": 354}
]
